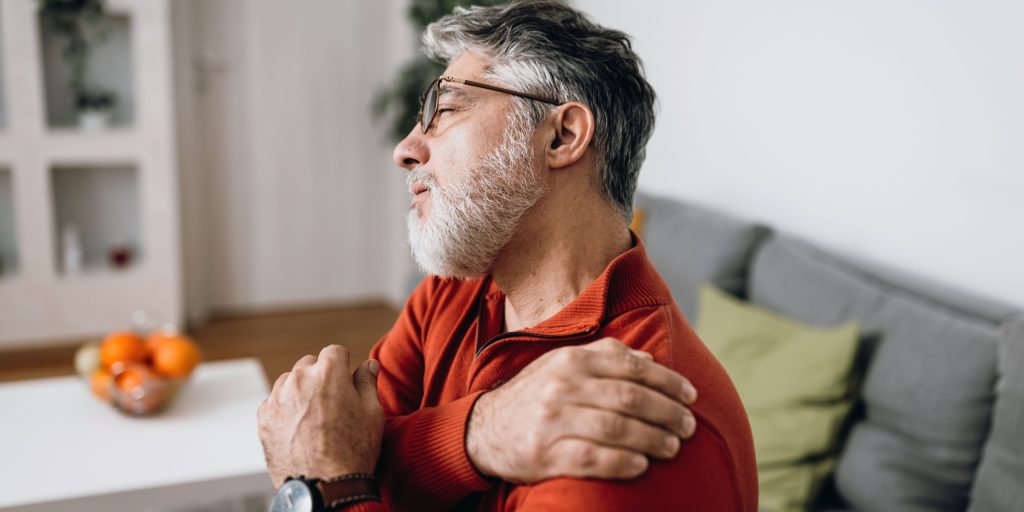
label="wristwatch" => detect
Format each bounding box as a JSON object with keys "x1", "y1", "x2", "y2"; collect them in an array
[{"x1": 269, "y1": 474, "x2": 380, "y2": 512}]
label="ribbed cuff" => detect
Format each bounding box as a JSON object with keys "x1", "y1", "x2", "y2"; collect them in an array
[
  {"x1": 402, "y1": 390, "x2": 491, "y2": 503},
  {"x1": 340, "y1": 500, "x2": 386, "y2": 512}
]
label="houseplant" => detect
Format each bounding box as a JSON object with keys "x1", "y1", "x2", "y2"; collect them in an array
[{"x1": 38, "y1": 0, "x2": 117, "y2": 130}]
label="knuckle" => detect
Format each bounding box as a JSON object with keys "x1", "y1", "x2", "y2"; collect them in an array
[
  {"x1": 320, "y1": 344, "x2": 349, "y2": 358},
  {"x1": 618, "y1": 384, "x2": 643, "y2": 410},
  {"x1": 523, "y1": 434, "x2": 545, "y2": 461},
  {"x1": 624, "y1": 353, "x2": 646, "y2": 377},
  {"x1": 598, "y1": 413, "x2": 625, "y2": 439},
  {"x1": 570, "y1": 443, "x2": 598, "y2": 469},
  {"x1": 554, "y1": 347, "x2": 580, "y2": 365},
  {"x1": 541, "y1": 377, "x2": 570, "y2": 403}
]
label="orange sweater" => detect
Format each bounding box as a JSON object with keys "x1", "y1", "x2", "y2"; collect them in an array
[{"x1": 349, "y1": 238, "x2": 757, "y2": 511}]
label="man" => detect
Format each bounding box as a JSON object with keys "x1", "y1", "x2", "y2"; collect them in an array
[{"x1": 258, "y1": 2, "x2": 757, "y2": 511}]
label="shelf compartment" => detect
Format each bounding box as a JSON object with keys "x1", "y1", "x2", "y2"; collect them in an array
[
  {"x1": 50, "y1": 163, "x2": 141, "y2": 274},
  {"x1": 0, "y1": 168, "x2": 16, "y2": 277},
  {"x1": 39, "y1": 10, "x2": 134, "y2": 130}
]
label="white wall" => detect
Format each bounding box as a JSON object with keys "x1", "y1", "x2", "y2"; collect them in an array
[
  {"x1": 173, "y1": 0, "x2": 414, "y2": 324},
  {"x1": 576, "y1": 1, "x2": 1024, "y2": 308}
]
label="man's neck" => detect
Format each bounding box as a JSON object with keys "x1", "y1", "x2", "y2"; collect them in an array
[{"x1": 491, "y1": 204, "x2": 632, "y2": 333}]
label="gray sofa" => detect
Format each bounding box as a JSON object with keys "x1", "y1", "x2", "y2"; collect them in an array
[{"x1": 635, "y1": 192, "x2": 1024, "y2": 511}]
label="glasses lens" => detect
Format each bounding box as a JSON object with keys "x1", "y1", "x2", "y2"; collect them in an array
[{"x1": 421, "y1": 81, "x2": 438, "y2": 133}]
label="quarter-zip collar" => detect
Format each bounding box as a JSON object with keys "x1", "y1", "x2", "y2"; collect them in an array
[{"x1": 480, "y1": 231, "x2": 670, "y2": 340}]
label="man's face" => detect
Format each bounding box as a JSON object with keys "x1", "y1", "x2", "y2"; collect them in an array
[{"x1": 392, "y1": 52, "x2": 547, "y2": 278}]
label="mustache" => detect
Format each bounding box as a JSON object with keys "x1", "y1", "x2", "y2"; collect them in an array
[{"x1": 406, "y1": 169, "x2": 438, "y2": 195}]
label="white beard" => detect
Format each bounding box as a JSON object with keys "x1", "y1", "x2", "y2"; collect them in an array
[{"x1": 406, "y1": 122, "x2": 545, "y2": 279}]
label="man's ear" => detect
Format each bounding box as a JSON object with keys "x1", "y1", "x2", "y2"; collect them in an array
[{"x1": 545, "y1": 102, "x2": 595, "y2": 170}]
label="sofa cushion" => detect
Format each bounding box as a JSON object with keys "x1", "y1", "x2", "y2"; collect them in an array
[
  {"x1": 634, "y1": 192, "x2": 769, "y2": 321},
  {"x1": 969, "y1": 315, "x2": 1024, "y2": 511},
  {"x1": 696, "y1": 285, "x2": 860, "y2": 511},
  {"x1": 748, "y1": 234, "x2": 1006, "y2": 511}
]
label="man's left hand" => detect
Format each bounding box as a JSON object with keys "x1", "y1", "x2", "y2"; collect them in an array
[{"x1": 257, "y1": 345, "x2": 383, "y2": 488}]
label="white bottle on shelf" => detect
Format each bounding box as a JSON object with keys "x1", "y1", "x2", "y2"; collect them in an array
[{"x1": 62, "y1": 224, "x2": 84, "y2": 274}]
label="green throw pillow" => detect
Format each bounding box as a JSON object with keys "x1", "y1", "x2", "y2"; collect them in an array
[{"x1": 696, "y1": 285, "x2": 860, "y2": 512}]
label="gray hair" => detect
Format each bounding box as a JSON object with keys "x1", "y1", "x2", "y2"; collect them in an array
[{"x1": 422, "y1": 0, "x2": 657, "y2": 220}]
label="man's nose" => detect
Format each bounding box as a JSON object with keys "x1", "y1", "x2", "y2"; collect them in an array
[{"x1": 393, "y1": 126, "x2": 429, "y2": 171}]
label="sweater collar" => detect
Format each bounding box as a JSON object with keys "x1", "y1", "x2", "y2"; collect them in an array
[{"x1": 483, "y1": 231, "x2": 672, "y2": 336}]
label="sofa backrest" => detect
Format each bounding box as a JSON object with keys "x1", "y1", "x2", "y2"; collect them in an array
[
  {"x1": 636, "y1": 191, "x2": 1023, "y2": 511},
  {"x1": 747, "y1": 233, "x2": 1020, "y2": 511},
  {"x1": 969, "y1": 314, "x2": 1024, "y2": 511},
  {"x1": 634, "y1": 192, "x2": 769, "y2": 320}
]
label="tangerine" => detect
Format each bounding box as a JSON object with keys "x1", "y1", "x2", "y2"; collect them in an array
[
  {"x1": 90, "y1": 369, "x2": 113, "y2": 402},
  {"x1": 151, "y1": 337, "x2": 201, "y2": 378},
  {"x1": 115, "y1": 367, "x2": 147, "y2": 392},
  {"x1": 99, "y1": 331, "x2": 147, "y2": 369},
  {"x1": 145, "y1": 328, "x2": 183, "y2": 357}
]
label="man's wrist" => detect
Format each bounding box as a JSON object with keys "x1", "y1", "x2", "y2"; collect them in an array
[
  {"x1": 465, "y1": 390, "x2": 498, "y2": 478},
  {"x1": 271, "y1": 474, "x2": 380, "y2": 512},
  {"x1": 317, "y1": 473, "x2": 381, "y2": 510}
]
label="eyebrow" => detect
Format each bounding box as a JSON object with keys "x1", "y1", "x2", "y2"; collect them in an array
[{"x1": 438, "y1": 84, "x2": 476, "y2": 103}]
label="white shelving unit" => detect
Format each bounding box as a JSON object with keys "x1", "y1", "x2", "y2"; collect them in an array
[{"x1": 0, "y1": 0, "x2": 181, "y2": 348}]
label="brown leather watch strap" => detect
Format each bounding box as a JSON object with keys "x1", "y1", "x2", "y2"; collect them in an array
[{"x1": 317, "y1": 473, "x2": 381, "y2": 510}]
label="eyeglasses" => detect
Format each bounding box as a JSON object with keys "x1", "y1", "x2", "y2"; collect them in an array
[{"x1": 418, "y1": 75, "x2": 561, "y2": 134}]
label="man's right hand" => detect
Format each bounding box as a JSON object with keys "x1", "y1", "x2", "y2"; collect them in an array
[{"x1": 465, "y1": 337, "x2": 698, "y2": 483}]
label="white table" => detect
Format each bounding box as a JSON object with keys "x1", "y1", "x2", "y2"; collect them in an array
[{"x1": 0, "y1": 358, "x2": 274, "y2": 512}]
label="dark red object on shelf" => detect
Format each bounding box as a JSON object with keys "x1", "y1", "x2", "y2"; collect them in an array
[{"x1": 109, "y1": 245, "x2": 133, "y2": 269}]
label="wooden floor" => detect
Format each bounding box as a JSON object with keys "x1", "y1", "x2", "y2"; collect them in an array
[{"x1": 0, "y1": 303, "x2": 400, "y2": 384}]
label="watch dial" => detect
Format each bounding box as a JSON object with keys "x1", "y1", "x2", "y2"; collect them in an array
[{"x1": 270, "y1": 480, "x2": 314, "y2": 512}]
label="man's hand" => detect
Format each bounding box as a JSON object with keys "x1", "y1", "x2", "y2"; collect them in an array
[
  {"x1": 257, "y1": 345, "x2": 384, "y2": 488},
  {"x1": 466, "y1": 337, "x2": 697, "y2": 483}
]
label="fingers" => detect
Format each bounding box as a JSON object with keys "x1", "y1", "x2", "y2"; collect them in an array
[
  {"x1": 577, "y1": 379, "x2": 696, "y2": 439},
  {"x1": 318, "y1": 344, "x2": 352, "y2": 368},
  {"x1": 582, "y1": 338, "x2": 653, "y2": 361},
  {"x1": 559, "y1": 405, "x2": 681, "y2": 459},
  {"x1": 271, "y1": 372, "x2": 288, "y2": 394},
  {"x1": 583, "y1": 350, "x2": 697, "y2": 405},
  {"x1": 353, "y1": 359, "x2": 382, "y2": 412},
  {"x1": 548, "y1": 438, "x2": 649, "y2": 480},
  {"x1": 292, "y1": 354, "x2": 317, "y2": 372}
]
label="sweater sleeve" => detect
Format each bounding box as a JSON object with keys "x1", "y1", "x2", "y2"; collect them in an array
[
  {"x1": 508, "y1": 423, "x2": 751, "y2": 511},
  {"x1": 341, "y1": 501, "x2": 388, "y2": 512},
  {"x1": 368, "y1": 277, "x2": 492, "y2": 510}
]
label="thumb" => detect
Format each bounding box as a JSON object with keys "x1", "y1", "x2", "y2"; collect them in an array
[{"x1": 354, "y1": 359, "x2": 381, "y2": 410}]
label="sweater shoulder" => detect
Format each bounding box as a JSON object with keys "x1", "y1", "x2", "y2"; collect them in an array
[{"x1": 598, "y1": 302, "x2": 758, "y2": 507}]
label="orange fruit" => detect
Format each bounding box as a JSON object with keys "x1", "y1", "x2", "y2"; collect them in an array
[
  {"x1": 90, "y1": 369, "x2": 113, "y2": 402},
  {"x1": 151, "y1": 336, "x2": 201, "y2": 378},
  {"x1": 145, "y1": 328, "x2": 182, "y2": 357},
  {"x1": 115, "y1": 367, "x2": 146, "y2": 392},
  {"x1": 99, "y1": 331, "x2": 147, "y2": 369}
]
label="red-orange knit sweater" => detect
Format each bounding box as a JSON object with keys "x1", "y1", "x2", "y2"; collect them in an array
[{"x1": 348, "y1": 237, "x2": 757, "y2": 511}]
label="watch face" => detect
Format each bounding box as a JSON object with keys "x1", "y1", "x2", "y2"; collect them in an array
[{"x1": 270, "y1": 479, "x2": 315, "y2": 512}]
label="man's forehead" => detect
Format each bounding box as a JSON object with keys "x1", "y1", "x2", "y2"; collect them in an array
[{"x1": 444, "y1": 51, "x2": 492, "y2": 79}]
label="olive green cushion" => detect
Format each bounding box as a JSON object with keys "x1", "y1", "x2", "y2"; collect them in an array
[{"x1": 696, "y1": 285, "x2": 860, "y2": 511}]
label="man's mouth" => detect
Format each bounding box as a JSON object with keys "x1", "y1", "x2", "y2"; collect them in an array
[
  {"x1": 410, "y1": 182, "x2": 431, "y2": 210},
  {"x1": 411, "y1": 183, "x2": 430, "y2": 196}
]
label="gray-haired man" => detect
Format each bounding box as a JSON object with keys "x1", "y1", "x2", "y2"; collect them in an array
[{"x1": 259, "y1": 2, "x2": 757, "y2": 511}]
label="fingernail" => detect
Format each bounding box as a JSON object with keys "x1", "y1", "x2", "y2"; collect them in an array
[
  {"x1": 665, "y1": 436, "x2": 679, "y2": 454},
  {"x1": 683, "y1": 414, "x2": 696, "y2": 437},
  {"x1": 683, "y1": 382, "x2": 698, "y2": 402},
  {"x1": 367, "y1": 359, "x2": 380, "y2": 375},
  {"x1": 633, "y1": 454, "x2": 648, "y2": 470}
]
